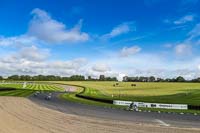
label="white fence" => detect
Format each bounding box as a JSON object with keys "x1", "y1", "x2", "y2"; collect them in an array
[{"x1": 113, "y1": 100, "x2": 188, "y2": 110}]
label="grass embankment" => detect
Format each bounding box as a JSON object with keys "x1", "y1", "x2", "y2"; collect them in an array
[{"x1": 60, "y1": 87, "x2": 122, "y2": 108}]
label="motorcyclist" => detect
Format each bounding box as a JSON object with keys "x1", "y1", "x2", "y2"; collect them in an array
[{"x1": 129, "y1": 102, "x2": 134, "y2": 111}]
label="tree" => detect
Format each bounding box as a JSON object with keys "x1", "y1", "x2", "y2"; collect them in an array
[
  {"x1": 70, "y1": 75, "x2": 85, "y2": 81},
  {"x1": 176, "y1": 76, "x2": 185, "y2": 82},
  {"x1": 191, "y1": 77, "x2": 200, "y2": 82},
  {"x1": 111, "y1": 77, "x2": 118, "y2": 81},
  {"x1": 20, "y1": 75, "x2": 32, "y2": 81},
  {"x1": 99, "y1": 75, "x2": 105, "y2": 81},
  {"x1": 62, "y1": 77, "x2": 70, "y2": 81},
  {"x1": 87, "y1": 76, "x2": 92, "y2": 81},
  {"x1": 8, "y1": 75, "x2": 20, "y2": 80},
  {"x1": 0, "y1": 76, "x2": 3, "y2": 80},
  {"x1": 149, "y1": 76, "x2": 155, "y2": 82},
  {"x1": 123, "y1": 76, "x2": 128, "y2": 82},
  {"x1": 165, "y1": 78, "x2": 171, "y2": 82},
  {"x1": 138, "y1": 76, "x2": 148, "y2": 82},
  {"x1": 156, "y1": 78, "x2": 164, "y2": 82}
]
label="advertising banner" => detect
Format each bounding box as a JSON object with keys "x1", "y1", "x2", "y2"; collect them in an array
[{"x1": 113, "y1": 100, "x2": 188, "y2": 110}]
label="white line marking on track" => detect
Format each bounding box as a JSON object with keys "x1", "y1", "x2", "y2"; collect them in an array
[{"x1": 155, "y1": 119, "x2": 170, "y2": 127}]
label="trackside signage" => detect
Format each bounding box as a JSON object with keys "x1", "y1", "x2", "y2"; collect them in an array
[
  {"x1": 134, "y1": 102, "x2": 188, "y2": 110},
  {"x1": 113, "y1": 100, "x2": 132, "y2": 106},
  {"x1": 113, "y1": 100, "x2": 188, "y2": 110}
]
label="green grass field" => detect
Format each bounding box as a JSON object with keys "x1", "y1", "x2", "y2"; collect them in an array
[
  {"x1": 54, "y1": 81, "x2": 200, "y2": 106},
  {"x1": 1, "y1": 81, "x2": 200, "y2": 113},
  {"x1": 0, "y1": 89, "x2": 35, "y2": 97},
  {"x1": 25, "y1": 83, "x2": 64, "y2": 91},
  {"x1": 2, "y1": 81, "x2": 200, "y2": 106},
  {"x1": 0, "y1": 82, "x2": 64, "y2": 97}
]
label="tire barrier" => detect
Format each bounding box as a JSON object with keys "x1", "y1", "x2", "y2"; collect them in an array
[
  {"x1": 188, "y1": 105, "x2": 200, "y2": 110},
  {"x1": 75, "y1": 94, "x2": 113, "y2": 104},
  {"x1": 0, "y1": 88, "x2": 16, "y2": 91}
]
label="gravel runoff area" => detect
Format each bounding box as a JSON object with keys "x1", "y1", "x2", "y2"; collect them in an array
[{"x1": 0, "y1": 96, "x2": 199, "y2": 133}]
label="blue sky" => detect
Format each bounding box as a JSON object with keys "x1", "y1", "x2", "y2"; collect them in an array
[{"x1": 0, "y1": 0, "x2": 200, "y2": 80}]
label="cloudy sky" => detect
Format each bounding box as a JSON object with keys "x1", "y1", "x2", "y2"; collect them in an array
[{"x1": 0, "y1": 0, "x2": 200, "y2": 80}]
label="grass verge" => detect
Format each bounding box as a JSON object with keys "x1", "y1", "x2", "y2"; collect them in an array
[
  {"x1": 60, "y1": 87, "x2": 123, "y2": 109},
  {"x1": 0, "y1": 89, "x2": 35, "y2": 97}
]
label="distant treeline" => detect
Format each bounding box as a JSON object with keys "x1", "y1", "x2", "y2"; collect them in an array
[
  {"x1": 2, "y1": 75, "x2": 200, "y2": 82},
  {"x1": 123, "y1": 76, "x2": 200, "y2": 82},
  {"x1": 0, "y1": 75, "x2": 117, "y2": 81}
]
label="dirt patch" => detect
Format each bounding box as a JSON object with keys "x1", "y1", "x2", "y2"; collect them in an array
[{"x1": 0, "y1": 97, "x2": 199, "y2": 133}]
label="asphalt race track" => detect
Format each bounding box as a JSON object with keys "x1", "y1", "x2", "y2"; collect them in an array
[{"x1": 29, "y1": 92, "x2": 200, "y2": 128}]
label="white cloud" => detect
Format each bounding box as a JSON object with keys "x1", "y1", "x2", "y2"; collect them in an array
[
  {"x1": 0, "y1": 44, "x2": 200, "y2": 80},
  {"x1": 28, "y1": 8, "x2": 89, "y2": 43},
  {"x1": 49, "y1": 58, "x2": 87, "y2": 70},
  {"x1": 171, "y1": 23, "x2": 200, "y2": 58},
  {"x1": 174, "y1": 44, "x2": 192, "y2": 56},
  {"x1": 0, "y1": 8, "x2": 90, "y2": 77},
  {"x1": 18, "y1": 46, "x2": 50, "y2": 61},
  {"x1": 1, "y1": 46, "x2": 50, "y2": 63},
  {"x1": 120, "y1": 46, "x2": 141, "y2": 57},
  {"x1": 188, "y1": 23, "x2": 200, "y2": 41},
  {"x1": 174, "y1": 15, "x2": 195, "y2": 25},
  {"x1": 88, "y1": 52, "x2": 200, "y2": 80},
  {"x1": 164, "y1": 14, "x2": 195, "y2": 26},
  {"x1": 163, "y1": 43, "x2": 173, "y2": 48},
  {"x1": 92, "y1": 63, "x2": 111, "y2": 72},
  {"x1": 0, "y1": 47, "x2": 88, "y2": 76},
  {"x1": 0, "y1": 35, "x2": 36, "y2": 47},
  {"x1": 0, "y1": 8, "x2": 89, "y2": 48},
  {"x1": 110, "y1": 23, "x2": 130, "y2": 37},
  {"x1": 102, "y1": 22, "x2": 135, "y2": 39},
  {"x1": 1, "y1": 8, "x2": 200, "y2": 80}
]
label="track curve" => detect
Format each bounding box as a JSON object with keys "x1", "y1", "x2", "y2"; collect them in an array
[{"x1": 29, "y1": 92, "x2": 200, "y2": 128}]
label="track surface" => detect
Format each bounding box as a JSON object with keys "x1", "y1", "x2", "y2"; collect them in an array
[
  {"x1": 2, "y1": 97, "x2": 200, "y2": 133},
  {"x1": 29, "y1": 92, "x2": 200, "y2": 128}
]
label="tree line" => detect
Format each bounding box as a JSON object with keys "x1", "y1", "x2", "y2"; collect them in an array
[
  {"x1": 0, "y1": 75, "x2": 117, "y2": 81},
  {"x1": 123, "y1": 76, "x2": 200, "y2": 82},
  {"x1": 1, "y1": 75, "x2": 200, "y2": 82}
]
